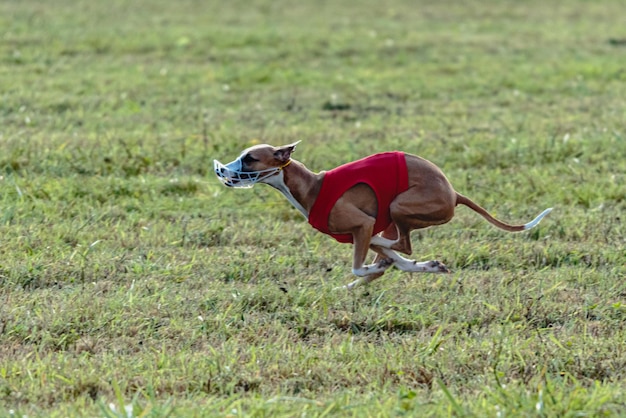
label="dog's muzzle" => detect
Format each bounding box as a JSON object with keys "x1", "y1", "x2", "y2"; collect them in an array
[{"x1": 213, "y1": 159, "x2": 281, "y2": 188}]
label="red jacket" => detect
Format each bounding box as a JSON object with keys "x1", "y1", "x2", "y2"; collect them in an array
[{"x1": 308, "y1": 152, "x2": 409, "y2": 243}]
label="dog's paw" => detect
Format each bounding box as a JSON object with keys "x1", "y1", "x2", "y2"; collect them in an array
[
  {"x1": 429, "y1": 260, "x2": 450, "y2": 273},
  {"x1": 377, "y1": 258, "x2": 395, "y2": 268}
]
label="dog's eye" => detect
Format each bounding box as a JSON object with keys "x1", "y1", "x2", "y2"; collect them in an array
[{"x1": 242, "y1": 154, "x2": 258, "y2": 164}]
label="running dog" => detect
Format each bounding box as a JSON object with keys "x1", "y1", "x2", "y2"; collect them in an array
[{"x1": 214, "y1": 142, "x2": 552, "y2": 289}]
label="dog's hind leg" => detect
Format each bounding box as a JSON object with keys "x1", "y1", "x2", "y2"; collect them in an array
[
  {"x1": 370, "y1": 222, "x2": 449, "y2": 274},
  {"x1": 371, "y1": 246, "x2": 450, "y2": 273},
  {"x1": 369, "y1": 223, "x2": 401, "y2": 249}
]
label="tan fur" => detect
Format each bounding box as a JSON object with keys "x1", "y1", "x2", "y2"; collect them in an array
[{"x1": 215, "y1": 143, "x2": 552, "y2": 289}]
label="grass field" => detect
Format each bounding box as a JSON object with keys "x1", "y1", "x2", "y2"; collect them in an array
[{"x1": 1, "y1": 0, "x2": 626, "y2": 416}]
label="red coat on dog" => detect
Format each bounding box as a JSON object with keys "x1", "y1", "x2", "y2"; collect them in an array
[{"x1": 308, "y1": 152, "x2": 409, "y2": 243}]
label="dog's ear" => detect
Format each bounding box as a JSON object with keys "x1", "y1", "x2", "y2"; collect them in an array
[{"x1": 274, "y1": 141, "x2": 300, "y2": 163}]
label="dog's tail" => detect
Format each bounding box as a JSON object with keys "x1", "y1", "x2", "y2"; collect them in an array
[{"x1": 456, "y1": 193, "x2": 552, "y2": 232}]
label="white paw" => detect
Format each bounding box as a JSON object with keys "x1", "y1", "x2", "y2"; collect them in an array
[
  {"x1": 396, "y1": 259, "x2": 450, "y2": 273},
  {"x1": 351, "y1": 258, "x2": 394, "y2": 277}
]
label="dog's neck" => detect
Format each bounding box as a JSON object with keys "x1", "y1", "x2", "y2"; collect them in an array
[{"x1": 263, "y1": 159, "x2": 323, "y2": 219}]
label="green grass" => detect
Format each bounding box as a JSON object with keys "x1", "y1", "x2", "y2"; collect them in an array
[{"x1": 1, "y1": 0, "x2": 626, "y2": 416}]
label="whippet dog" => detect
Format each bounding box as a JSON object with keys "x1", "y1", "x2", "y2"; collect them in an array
[{"x1": 214, "y1": 142, "x2": 552, "y2": 289}]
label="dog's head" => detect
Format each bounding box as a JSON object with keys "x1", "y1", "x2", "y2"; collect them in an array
[{"x1": 214, "y1": 141, "x2": 300, "y2": 188}]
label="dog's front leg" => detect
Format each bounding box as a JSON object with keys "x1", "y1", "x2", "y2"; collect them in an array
[
  {"x1": 343, "y1": 254, "x2": 387, "y2": 290},
  {"x1": 328, "y1": 203, "x2": 393, "y2": 289},
  {"x1": 344, "y1": 273, "x2": 383, "y2": 291},
  {"x1": 350, "y1": 222, "x2": 393, "y2": 277}
]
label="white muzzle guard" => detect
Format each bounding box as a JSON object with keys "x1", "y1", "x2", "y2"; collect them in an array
[{"x1": 213, "y1": 159, "x2": 283, "y2": 188}]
